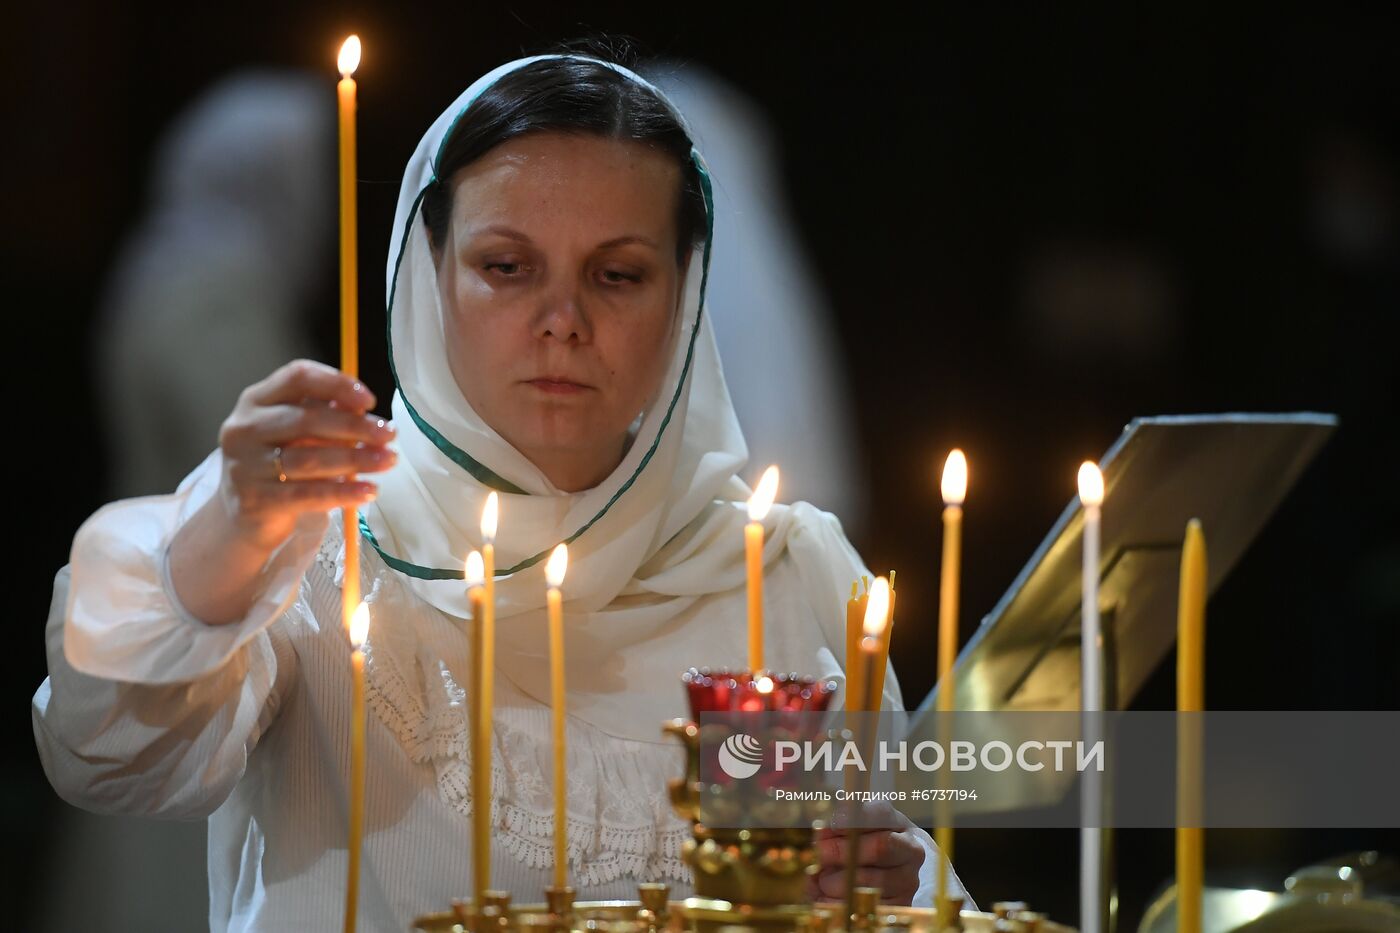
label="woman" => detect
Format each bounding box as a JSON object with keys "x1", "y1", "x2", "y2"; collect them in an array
[{"x1": 33, "y1": 52, "x2": 970, "y2": 931}]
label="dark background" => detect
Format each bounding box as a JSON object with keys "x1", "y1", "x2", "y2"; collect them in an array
[{"x1": 5, "y1": 3, "x2": 1396, "y2": 929}]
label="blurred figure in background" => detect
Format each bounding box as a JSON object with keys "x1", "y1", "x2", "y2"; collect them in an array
[
  {"x1": 96, "y1": 70, "x2": 333, "y2": 498},
  {"x1": 40, "y1": 70, "x2": 332, "y2": 932},
  {"x1": 645, "y1": 61, "x2": 867, "y2": 533}
]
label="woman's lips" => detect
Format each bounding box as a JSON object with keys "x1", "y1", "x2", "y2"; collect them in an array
[{"x1": 525, "y1": 378, "x2": 591, "y2": 395}]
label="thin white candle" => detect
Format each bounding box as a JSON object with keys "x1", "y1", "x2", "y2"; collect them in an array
[{"x1": 1077, "y1": 461, "x2": 1105, "y2": 933}]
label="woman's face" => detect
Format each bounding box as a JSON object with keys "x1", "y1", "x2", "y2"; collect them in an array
[{"x1": 434, "y1": 131, "x2": 688, "y2": 492}]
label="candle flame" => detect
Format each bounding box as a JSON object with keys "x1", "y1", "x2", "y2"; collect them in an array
[
  {"x1": 349, "y1": 600, "x2": 370, "y2": 648},
  {"x1": 747, "y1": 465, "x2": 780, "y2": 521},
  {"x1": 545, "y1": 543, "x2": 569, "y2": 588},
  {"x1": 1077, "y1": 461, "x2": 1104, "y2": 507},
  {"x1": 465, "y1": 550, "x2": 485, "y2": 588},
  {"x1": 481, "y1": 491, "x2": 499, "y2": 542},
  {"x1": 338, "y1": 35, "x2": 361, "y2": 77},
  {"x1": 863, "y1": 576, "x2": 891, "y2": 639},
  {"x1": 755, "y1": 675, "x2": 774, "y2": 694},
  {"x1": 940, "y1": 448, "x2": 968, "y2": 505}
]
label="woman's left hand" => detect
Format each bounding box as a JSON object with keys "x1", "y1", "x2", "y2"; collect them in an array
[{"x1": 808, "y1": 801, "x2": 926, "y2": 906}]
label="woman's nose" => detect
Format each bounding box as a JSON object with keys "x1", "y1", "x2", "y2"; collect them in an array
[{"x1": 533, "y1": 287, "x2": 592, "y2": 344}]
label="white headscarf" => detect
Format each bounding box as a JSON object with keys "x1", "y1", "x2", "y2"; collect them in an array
[{"x1": 361, "y1": 55, "x2": 885, "y2": 742}]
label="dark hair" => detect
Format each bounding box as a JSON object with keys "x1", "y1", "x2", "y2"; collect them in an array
[{"x1": 421, "y1": 53, "x2": 707, "y2": 266}]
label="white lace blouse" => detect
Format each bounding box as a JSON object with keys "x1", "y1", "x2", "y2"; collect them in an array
[{"x1": 32, "y1": 453, "x2": 966, "y2": 932}]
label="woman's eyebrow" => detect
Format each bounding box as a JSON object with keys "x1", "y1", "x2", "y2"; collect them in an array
[
  {"x1": 467, "y1": 226, "x2": 657, "y2": 251},
  {"x1": 471, "y1": 224, "x2": 533, "y2": 243},
  {"x1": 597, "y1": 234, "x2": 659, "y2": 250}
]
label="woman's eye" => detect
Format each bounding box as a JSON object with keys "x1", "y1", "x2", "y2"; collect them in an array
[
  {"x1": 484, "y1": 261, "x2": 527, "y2": 277},
  {"x1": 600, "y1": 269, "x2": 641, "y2": 285}
]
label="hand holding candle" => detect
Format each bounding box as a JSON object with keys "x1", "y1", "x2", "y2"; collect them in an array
[
  {"x1": 344, "y1": 601, "x2": 370, "y2": 933},
  {"x1": 745, "y1": 466, "x2": 779, "y2": 673},
  {"x1": 545, "y1": 544, "x2": 570, "y2": 893}
]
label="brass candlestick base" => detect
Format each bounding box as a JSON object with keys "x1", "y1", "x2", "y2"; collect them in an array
[
  {"x1": 416, "y1": 882, "x2": 1074, "y2": 932},
  {"x1": 545, "y1": 886, "x2": 575, "y2": 931},
  {"x1": 637, "y1": 882, "x2": 671, "y2": 930},
  {"x1": 848, "y1": 887, "x2": 882, "y2": 931},
  {"x1": 685, "y1": 824, "x2": 820, "y2": 907},
  {"x1": 935, "y1": 895, "x2": 965, "y2": 932}
]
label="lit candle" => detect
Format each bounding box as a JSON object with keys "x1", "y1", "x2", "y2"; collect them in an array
[
  {"x1": 336, "y1": 35, "x2": 362, "y2": 635},
  {"x1": 1077, "y1": 461, "x2": 1105, "y2": 933},
  {"x1": 477, "y1": 493, "x2": 498, "y2": 906},
  {"x1": 867, "y1": 571, "x2": 896, "y2": 711},
  {"x1": 1078, "y1": 462, "x2": 1104, "y2": 708},
  {"x1": 465, "y1": 551, "x2": 488, "y2": 908},
  {"x1": 936, "y1": 449, "x2": 967, "y2": 918},
  {"x1": 344, "y1": 601, "x2": 370, "y2": 933},
  {"x1": 1176, "y1": 519, "x2": 1207, "y2": 933},
  {"x1": 745, "y1": 466, "x2": 779, "y2": 673},
  {"x1": 860, "y1": 578, "x2": 890, "y2": 707},
  {"x1": 846, "y1": 577, "x2": 891, "y2": 923},
  {"x1": 545, "y1": 544, "x2": 570, "y2": 892}
]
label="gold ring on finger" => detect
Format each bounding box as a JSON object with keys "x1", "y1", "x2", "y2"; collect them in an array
[{"x1": 273, "y1": 446, "x2": 288, "y2": 483}]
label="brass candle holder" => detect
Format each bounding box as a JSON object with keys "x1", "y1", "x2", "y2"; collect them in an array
[
  {"x1": 663, "y1": 669, "x2": 840, "y2": 925},
  {"x1": 416, "y1": 886, "x2": 1065, "y2": 932},
  {"x1": 412, "y1": 669, "x2": 1076, "y2": 932}
]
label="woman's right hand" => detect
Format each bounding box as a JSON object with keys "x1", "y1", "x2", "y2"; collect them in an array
[
  {"x1": 215, "y1": 359, "x2": 397, "y2": 549},
  {"x1": 167, "y1": 360, "x2": 397, "y2": 625}
]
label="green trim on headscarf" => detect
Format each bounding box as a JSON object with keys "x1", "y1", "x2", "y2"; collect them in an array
[
  {"x1": 359, "y1": 513, "x2": 467, "y2": 581},
  {"x1": 372, "y1": 62, "x2": 715, "y2": 581}
]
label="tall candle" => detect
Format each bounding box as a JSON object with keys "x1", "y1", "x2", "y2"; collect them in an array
[
  {"x1": 1176, "y1": 520, "x2": 1207, "y2": 933},
  {"x1": 545, "y1": 544, "x2": 571, "y2": 892},
  {"x1": 845, "y1": 580, "x2": 867, "y2": 712},
  {"x1": 745, "y1": 466, "x2": 779, "y2": 672},
  {"x1": 337, "y1": 42, "x2": 365, "y2": 932},
  {"x1": 344, "y1": 601, "x2": 370, "y2": 933},
  {"x1": 1077, "y1": 461, "x2": 1105, "y2": 933},
  {"x1": 336, "y1": 35, "x2": 362, "y2": 633},
  {"x1": 478, "y1": 493, "x2": 499, "y2": 904},
  {"x1": 936, "y1": 449, "x2": 967, "y2": 917},
  {"x1": 465, "y1": 551, "x2": 488, "y2": 907},
  {"x1": 846, "y1": 577, "x2": 891, "y2": 924}
]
